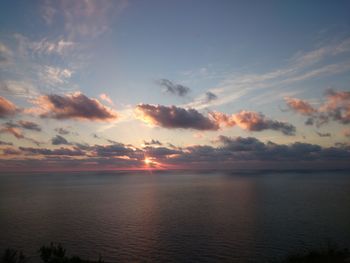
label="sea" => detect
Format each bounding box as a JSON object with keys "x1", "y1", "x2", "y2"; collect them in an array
[{"x1": 0, "y1": 170, "x2": 349, "y2": 262}]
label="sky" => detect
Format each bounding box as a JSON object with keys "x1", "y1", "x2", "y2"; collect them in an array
[{"x1": 0, "y1": 0, "x2": 350, "y2": 171}]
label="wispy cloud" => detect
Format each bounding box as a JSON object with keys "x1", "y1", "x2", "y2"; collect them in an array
[
  {"x1": 185, "y1": 37, "x2": 350, "y2": 110},
  {"x1": 0, "y1": 81, "x2": 39, "y2": 98},
  {"x1": 41, "y1": 0, "x2": 128, "y2": 39},
  {"x1": 39, "y1": 66, "x2": 73, "y2": 86},
  {"x1": 0, "y1": 42, "x2": 12, "y2": 65}
]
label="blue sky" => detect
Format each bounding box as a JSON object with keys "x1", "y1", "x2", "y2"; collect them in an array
[{"x1": 0, "y1": 0, "x2": 350, "y2": 170}]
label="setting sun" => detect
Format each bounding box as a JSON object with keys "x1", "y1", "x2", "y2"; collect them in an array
[{"x1": 144, "y1": 157, "x2": 152, "y2": 165}]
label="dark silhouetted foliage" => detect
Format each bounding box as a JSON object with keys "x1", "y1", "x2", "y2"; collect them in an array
[
  {"x1": 276, "y1": 243, "x2": 350, "y2": 263},
  {"x1": 2, "y1": 243, "x2": 350, "y2": 263},
  {"x1": 1, "y1": 249, "x2": 27, "y2": 263},
  {"x1": 1, "y1": 244, "x2": 104, "y2": 263}
]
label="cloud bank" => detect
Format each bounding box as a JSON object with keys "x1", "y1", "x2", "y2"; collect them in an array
[{"x1": 1, "y1": 137, "x2": 349, "y2": 171}]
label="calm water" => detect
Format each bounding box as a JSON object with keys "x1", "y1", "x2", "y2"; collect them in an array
[{"x1": 0, "y1": 170, "x2": 349, "y2": 262}]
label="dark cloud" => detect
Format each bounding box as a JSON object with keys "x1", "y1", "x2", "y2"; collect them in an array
[
  {"x1": 205, "y1": 91, "x2": 218, "y2": 102},
  {"x1": 4, "y1": 120, "x2": 41, "y2": 132},
  {"x1": 316, "y1": 131, "x2": 331, "y2": 137},
  {"x1": 0, "y1": 140, "x2": 13, "y2": 146},
  {"x1": 17, "y1": 120, "x2": 41, "y2": 131},
  {"x1": 0, "y1": 96, "x2": 18, "y2": 118},
  {"x1": 92, "y1": 143, "x2": 141, "y2": 158},
  {"x1": 143, "y1": 146, "x2": 181, "y2": 158},
  {"x1": 32, "y1": 92, "x2": 118, "y2": 121},
  {"x1": 52, "y1": 135, "x2": 70, "y2": 145},
  {"x1": 136, "y1": 104, "x2": 219, "y2": 130},
  {"x1": 2, "y1": 147, "x2": 21, "y2": 155},
  {"x1": 211, "y1": 111, "x2": 296, "y2": 135},
  {"x1": 164, "y1": 136, "x2": 350, "y2": 168},
  {"x1": 158, "y1": 79, "x2": 190, "y2": 97},
  {"x1": 217, "y1": 135, "x2": 265, "y2": 152},
  {"x1": 144, "y1": 139, "x2": 162, "y2": 146},
  {"x1": 19, "y1": 146, "x2": 85, "y2": 156},
  {"x1": 2, "y1": 136, "x2": 350, "y2": 170},
  {"x1": 55, "y1": 127, "x2": 70, "y2": 135}
]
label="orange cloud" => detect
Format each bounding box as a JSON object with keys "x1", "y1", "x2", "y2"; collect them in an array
[
  {"x1": 99, "y1": 93, "x2": 114, "y2": 105},
  {"x1": 0, "y1": 96, "x2": 18, "y2": 118},
  {"x1": 285, "y1": 89, "x2": 350, "y2": 125},
  {"x1": 211, "y1": 110, "x2": 296, "y2": 135},
  {"x1": 284, "y1": 97, "x2": 317, "y2": 115}
]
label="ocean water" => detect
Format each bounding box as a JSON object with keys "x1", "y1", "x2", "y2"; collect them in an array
[{"x1": 0, "y1": 170, "x2": 349, "y2": 262}]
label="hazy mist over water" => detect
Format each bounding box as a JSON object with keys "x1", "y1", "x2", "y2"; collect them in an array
[{"x1": 1, "y1": 171, "x2": 350, "y2": 262}]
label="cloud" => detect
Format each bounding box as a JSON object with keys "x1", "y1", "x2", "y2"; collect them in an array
[
  {"x1": 0, "y1": 81, "x2": 38, "y2": 98},
  {"x1": 52, "y1": 135, "x2": 70, "y2": 145},
  {"x1": 211, "y1": 110, "x2": 296, "y2": 135},
  {"x1": 99, "y1": 93, "x2": 114, "y2": 105},
  {"x1": 41, "y1": 0, "x2": 128, "y2": 39},
  {"x1": 143, "y1": 146, "x2": 181, "y2": 158},
  {"x1": 29, "y1": 38, "x2": 75, "y2": 55},
  {"x1": 92, "y1": 143, "x2": 140, "y2": 158},
  {"x1": 0, "y1": 140, "x2": 13, "y2": 146},
  {"x1": 17, "y1": 121, "x2": 41, "y2": 131},
  {"x1": 55, "y1": 127, "x2": 70, "y2": 135},
  {"x1": 0, "y1": 96, "x2": 18, "y2": 118},
  {"x1": 205, "y1": 91, "x2": 218, "y2": 102},
  {"x1": 136, "y1": 104, "x2": 219, "y2": 130},
  {"x1": 184, "y1": 37, "x2": 350, "y2": 110},
  {"x1": 0, "y1": 43, "x2": 12, "y2": 65},
  {"x1": 168, "y1": 136, "x2": 350, "y2": 168},
  {"x1": 158, "y1": 79, "x2": 190, "y2": 97},
  {"x1": 284, "y1": 97, "x2": 317, "y2": 115},
  {"x1": 343, "y1": 128, "x2": 350, "y2": 138},
  {"x1": 316, "y1": 131, "x2": 331, "y2": 137},
  {"x1": 321, "y1": 89, "x2": 350, "y2": 124},
  {"x1": 2, "y1": 136, "x2": 350, "y2": 170},
  {"x1": 39, "y1": 66, "x2": 73, "y2": 86},
  {"x1": 0, "y1": 123, "x2": 42, "y2": 146},
  {"x1": 31, "y1": 92, "x2": 118, "y2": 121},
  {"x1": 285, "y1": 89, "x2": 350, "y2": 126},
  {"x1": 19, "y1": 146, "x2": 84, "y2": 156},
  {"x1": 2, "y1": 121, "x2": 41, "y2": 133},
  {"x1": 0, "y1": 126, "x2": 24, "y2": 139},
  {"x1": 2, "y1": 147, "x2": 21, "y2": 155},
  {"x1": 143, "y1": 139, "x2": 162, "y2": 146}
]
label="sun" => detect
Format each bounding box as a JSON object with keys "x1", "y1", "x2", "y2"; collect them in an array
[{"x1": 144, "y1": 157, "x2": 152, "y2": 165}]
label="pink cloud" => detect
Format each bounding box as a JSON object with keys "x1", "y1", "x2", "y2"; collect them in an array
[{"x1": 0, "y1": 96, "x2": 18, "y2": 118}]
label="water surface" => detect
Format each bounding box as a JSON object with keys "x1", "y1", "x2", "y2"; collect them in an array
[{"x1": 0, "y1": 170, "x2": 349, "y2": 262}]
